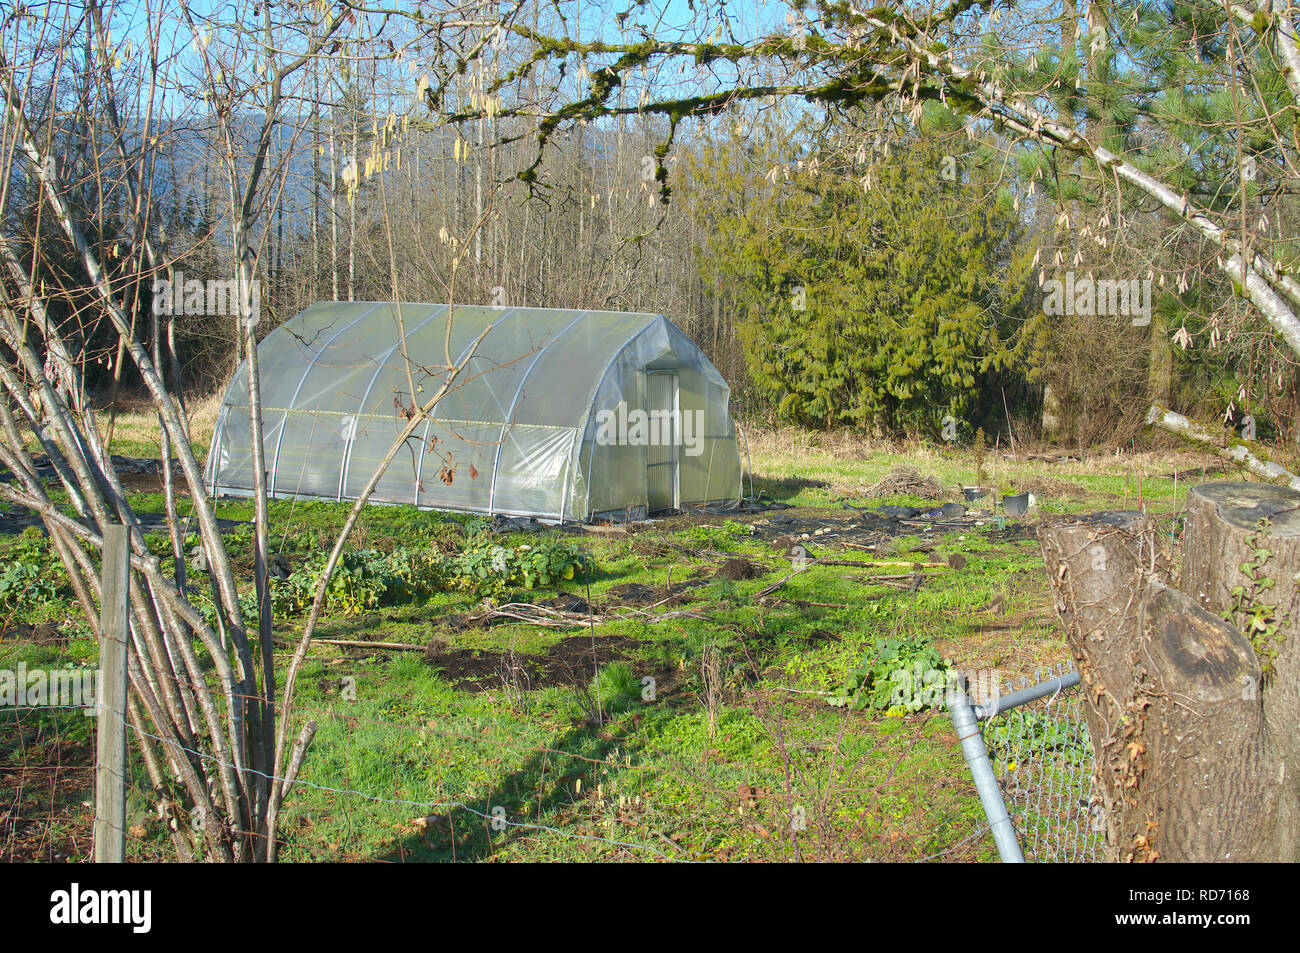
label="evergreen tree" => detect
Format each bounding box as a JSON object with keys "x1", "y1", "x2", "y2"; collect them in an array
[{"x1": 689, "y1": 114, "x2": 1040, "y2": 436}]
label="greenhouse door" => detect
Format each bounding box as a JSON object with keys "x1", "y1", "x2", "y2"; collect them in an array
[{"x1": 645, "y1": 371, "x2": 679, "y2": 511}]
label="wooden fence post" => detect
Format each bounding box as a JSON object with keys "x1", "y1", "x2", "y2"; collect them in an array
[{"x1": 94, "y1": 523, "x2": 129, "y2": 863}]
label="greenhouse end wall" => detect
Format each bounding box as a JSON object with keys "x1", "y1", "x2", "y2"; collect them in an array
[{"x1": 206, "y1": 302, "x2": 743, "y2": 522}]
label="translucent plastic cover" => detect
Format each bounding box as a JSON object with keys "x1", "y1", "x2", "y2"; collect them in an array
[{"x1": 206, "y1": 302, "x2": 742, "y2": 520}]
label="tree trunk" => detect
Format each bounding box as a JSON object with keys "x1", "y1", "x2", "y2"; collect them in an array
[
  {"x1": 1040, "y1": 507, "x2": 1274, "y2": 861},
  {"x1": 1147, "y1": 309, "x2": 1171, "y2": 406},
  {"x1": 1147, "y1": 404, "x2": 1300, "y2": 489},
  {"x1": 1181, "y1": 482, "x2": 1300, "y2": 859},
  {"x1": 348, "y1": 116, "x2": 357, "y2": 301},
  {"x1": 329, "y1": 121, "x2": 339, "y2": 301}
]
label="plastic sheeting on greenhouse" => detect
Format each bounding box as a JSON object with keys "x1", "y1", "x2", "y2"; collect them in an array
[{"x1": 205, "y1": 302, "x2": 744, "y2": 521}]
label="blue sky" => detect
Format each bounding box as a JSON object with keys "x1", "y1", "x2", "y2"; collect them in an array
[{"x1": 561, "y1": 0, "x2": 789, "y2": 43}]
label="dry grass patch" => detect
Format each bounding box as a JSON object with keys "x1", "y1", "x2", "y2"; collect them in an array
[{"x1": 99, "y1": 389, "x2": 223, "y2": 460}]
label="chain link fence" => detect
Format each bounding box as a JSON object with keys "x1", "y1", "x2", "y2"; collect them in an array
[{"x1": 951, "y1": 663, "x2": 1103, "y2": 863}]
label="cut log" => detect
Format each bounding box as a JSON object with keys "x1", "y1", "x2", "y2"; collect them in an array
[{"x1": 1182, "y1": 482, "x2": 1300, "y2": 859}]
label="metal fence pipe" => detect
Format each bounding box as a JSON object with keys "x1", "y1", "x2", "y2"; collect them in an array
[
  {"x1": 974, "y1": 670, "x2": 1081, "y2": 721},
  {"x1": 947, "y1": 685, "x2": 1025, "y2": 862}
]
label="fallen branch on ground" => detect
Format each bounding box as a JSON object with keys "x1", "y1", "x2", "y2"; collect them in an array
[
  {"x1": 472, "y1": 601, "x2": 707, "y2": 628},
  {"x1": 766, "y1": 598, "x2": 854, "y2": 608},
  {"x1": 310, "y1": 638, "x2": 427, "y2": 651},
  {"x1": 851, "y1": 571, "x2": 946, "y2": 582},
  {"x1": 758, "y1": 551, "x2": 948, "y2": 569}
]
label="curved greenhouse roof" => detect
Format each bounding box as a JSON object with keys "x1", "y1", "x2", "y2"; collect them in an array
[{"x1": 205, "y1": 302, "x2": 743, "y2": 521}]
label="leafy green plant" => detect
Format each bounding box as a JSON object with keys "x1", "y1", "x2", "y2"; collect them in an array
[
  {"x1": 321, "y1": 550, "x2": 391, "y2": 614},
  {"x1": 266, "y1": 535, "x2": 592, "y2": 617},
  {"x1": 827, "y1": 634, "x2": 951, "y2": 713},
  {"x1": 452, "y1": 541, "x2": 502, "y2": 585},
  {"x1": 989, "y1": 709, "x2": 1090, "y2": 770},
  {"x1": 1222, "y1": 517, "x2": 1284, "y2": 679},
  {"x1": 0, "y1": 559, "x2": 59, "y2": 613},
  {"x1": 0, "y1": 530, "x2": 66, "y2": 615},
  {"x1": 268, "y1": 563, "x2": 322, "y2": 617},
  {"x1": 192, "y1": 588, "x2": 261, "y2": 633},
  {"x1": 454, "y1": 534, "x2": 590, "y2": 592},
  {"x1": 378, "y1": 547, "x2": 447, "y2": 600},
  {"x1": 271, "y1": 548, "x2": 430, "y2": 616},
  {"x1": 514, "y1": 537, "x2": 589, "y2": 589}
]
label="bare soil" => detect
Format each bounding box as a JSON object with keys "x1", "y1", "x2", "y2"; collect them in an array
[{"x1": 422, "y1": 633, "x2": 677, "y2": 695}]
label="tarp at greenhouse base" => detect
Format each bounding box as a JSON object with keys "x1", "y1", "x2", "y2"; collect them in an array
[{"x1": 205, "y1": 302, "x2": 743, "y2": 522}]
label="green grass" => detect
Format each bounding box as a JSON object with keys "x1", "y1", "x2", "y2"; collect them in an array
[{"x1": 1, "y1": 444, "x2": 1194, "y2": 862}]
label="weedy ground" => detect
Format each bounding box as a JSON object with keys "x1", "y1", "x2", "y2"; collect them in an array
[{"x1": 1, "y1": 420, "x2": 1222, "y2": 862}]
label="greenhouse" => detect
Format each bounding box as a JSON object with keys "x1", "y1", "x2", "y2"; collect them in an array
[{"x1": 205, "y1": 302, "x2": 744, "y2": 522}]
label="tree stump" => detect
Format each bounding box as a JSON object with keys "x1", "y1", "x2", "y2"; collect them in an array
[
  {"x1": 1039, "y1": 512, "x2": 1162, "y2": 858},
  {"x1": 1134, "y1": 578, "x2": 1267, "y2": 861},
  {"x1": 1182, "y1": 482, "x2": 1300, "y2": 859},
  {"x1": 1041, "y1": 509, "x2": 1270, "y2": 861}
]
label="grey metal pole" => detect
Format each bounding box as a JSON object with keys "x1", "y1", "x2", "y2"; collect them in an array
[
  {"x1": 948, "y1": 684, "x2": 1025, "y2": 862},
  {"x1": 975, "y1": 670, "x2": 1080, "y2": 721}
]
